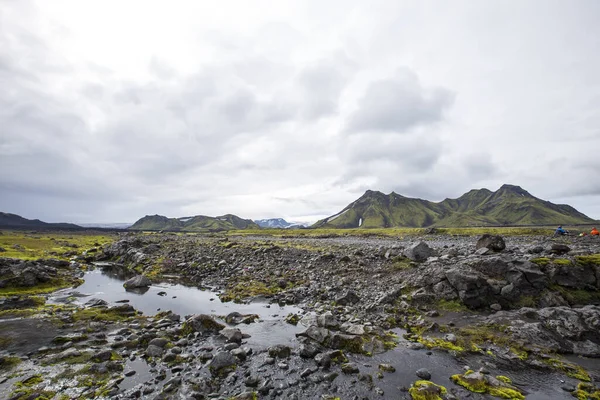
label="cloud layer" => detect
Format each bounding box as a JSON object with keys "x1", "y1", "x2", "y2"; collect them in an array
[{"x1": 1, "y1": 0, "x2": 599, "y2": 223}]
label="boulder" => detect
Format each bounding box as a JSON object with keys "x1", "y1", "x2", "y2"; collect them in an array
[
  {"x1": 185, "y1": 314, "x2": 225, "y2": 334},
  {"x1": 296, "y1": 326, "x2": 331, "y2": 344},
  {"x1": 225, "y1": 312, "x2": 259, "y2": 325},
  {"x1": 268, "y1": 344, "x2": 291, "y2": 358},
  {"x1": 208, "y1": 351, "x2": 236, "y2": 375},
  {"x1": 316, "y1": 312, "x2": 340, "y2": 329},
  {"x1": 335, "y1": 290, "x2": 360, "y2": 306},
  {"x1": 220, "y1": 327, "x2": 243, "y2": 344},
  {"x1": 123, "y1": 275, "x2": 151, "y2": 289},
  {"x1": 404, "y1": 241, "x2": 435, "y2": 262},
  {"x1": 550, "y1": 244, "x2": 571, "y2": 255},
  {"x1": 445, "y1": 268, "x2": 494, "y2": 308},
  {"x1": 476, "y1": 234, "x2": 506, "y2": 252}
]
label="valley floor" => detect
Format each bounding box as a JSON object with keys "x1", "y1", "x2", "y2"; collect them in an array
[{"x1": 1, "y1": 230, "x2": 600, "y2": 399}]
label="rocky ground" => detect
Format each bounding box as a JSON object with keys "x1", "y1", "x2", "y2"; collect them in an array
[{"x1": 1, "y1": 231, "x2": 600, "y2": 399}]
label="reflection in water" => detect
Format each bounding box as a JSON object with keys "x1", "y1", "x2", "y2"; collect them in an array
[
  {"x1": 125, "y1": 286, "x2": 150, "y2": 295},
  {"x1": 49, "y1": 267, "x2": 304, "y2": 346}
]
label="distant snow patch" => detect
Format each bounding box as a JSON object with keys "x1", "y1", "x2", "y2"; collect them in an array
[
  {"x1": 178, "y1": 217, "x2": 193, "y2": 222},
  {"x1": 327, "y1": 209, "x2": 348, "y2": 223}
]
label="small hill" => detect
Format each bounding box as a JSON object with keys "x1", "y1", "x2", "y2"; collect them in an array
[
  {"x1": 129, "y1": 214, "x2": 259, "y2": 231},
  {"x1": 313, "y1": 184, "x2": 596, "y2": 228},
  {"x1": 0, "y1": 212, "x2": 81, "y2": 230}
]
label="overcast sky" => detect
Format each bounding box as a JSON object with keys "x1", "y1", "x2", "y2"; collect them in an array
[{"x1": 1, "y1": 0, "x2": 599, "y2": 223}]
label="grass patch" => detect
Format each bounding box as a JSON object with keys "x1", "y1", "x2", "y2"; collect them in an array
[
  {"x1": 0, "y1": 277, "x2": 84, "y2": 296},
  {"x1": 437, "y1": 299, "x2": 469, "y2": 312},
  {"x1": 392, "y1": 256, "x2": 413, "y2": 270},
  {"x1": 0, "y1": 356, "x2": 21, "y2": 371},
  {"x1": 531, "y1": 257, "x2": 550, "y2": 266},
  {"x1": 72, "y1": 307, "x2": 136, "y2": 323},
  {"x1": 0, "y1": 231, "x2": 114, "y2": 260},
  {"x1": 219, "y1": 279, "x2": 282, "y2": 303},
  {"x1": 550, "y1": 286, "x2": 600, "y2": 305},
  {"x1": 553, "y1": 258, "x2": 572, "y2": 266},
  {"x1": 575, "y1": 254, "x2": 600, "y2": 266},
  {"x1": 228, "y1": 227, "x2": 555, "y2": 238}
]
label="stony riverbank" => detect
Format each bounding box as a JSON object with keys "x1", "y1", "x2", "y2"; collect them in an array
[{"x1": 1, "y1": 231, "x2": 600, "y2": 399}]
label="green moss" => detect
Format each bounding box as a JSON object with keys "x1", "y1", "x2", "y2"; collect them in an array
[
  {"x1": 16, "y1": 374, "x2": 43, "y2": 387},
  {"x1": 0, "y1": 232, "x2": 113, "y2": 260},
  {"x1": 451, "y1": 371, "x2": 525, "y2": 399},
  {"x1": 575, "y1": 254, "x2": 600, "y2": 266},
  {"x1": 72, "y1": 307, "x2": 136, "y2": 323},
  {"x1": 573, "y1": 382, "x2": 600, "y2": 400},
  {"x1": 544, "y1": 358, "x2": 590, "y2": 381},
  {"x1": 531, "y1": 257, "x2": 550, "y2": 266},
  {"x1": 554, "y1": 258, "x2": 573, "y2": 266},
  {"x1": 496, "y1": 376, "x2": 512, "y2": 384},
  {"x1": 219, "y1": 279, "x2": 281, "y2": 303},
  {"x1": 0, "y1": 277, "x2": 84, "y2": 296},
  {"x1": 514, "y1": 296, "x2": 537, "y2": 308},
  {"x1": 510, "y1": 347, "x2": 528, "y2": 360},
  {"x1": 550, "y1": 285, "x2": 600, "y2": 305},
  {"x1": 0, "y1": 356, "x2": 21, "y2": 371},
  {"x1": 392, "y1": 256, "x2": 413, "y2": 270},
  {"x1": 408, "y1": 380, "x2": 448, "y2": 400},
  {"x1": 437, "y1": 299, "x2": 469, "y2": 312},
  {"x1": 285, "y1": 313, "x2": 301, "y2": 325},
  {"x1": 418, "y1": 336, "x2": 464, "y2": 353}
]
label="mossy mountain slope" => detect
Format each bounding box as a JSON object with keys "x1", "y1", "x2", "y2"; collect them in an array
[
  {"x1": 129, "y1": 214, "x2": 259, "y2": 231},
  {"x1": 313, "y1": 184, "x2": 595, "y2": 228}
]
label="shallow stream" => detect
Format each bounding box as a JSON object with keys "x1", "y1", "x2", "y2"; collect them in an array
[{"x1": 43, "y1": 266, "x2": 590, "y2": 399}]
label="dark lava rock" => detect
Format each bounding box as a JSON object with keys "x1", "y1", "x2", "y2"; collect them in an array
[
  {"x1": 550, "y1": 244, "x2": 571, "y2": 255},
  {"x1": 416, "y1": 368, "x2": 431, "y2": 379},
  {"x1": 404, "y1": 241, "x2": 435, "y2": 262},
  {"x1": 476, "y1": 234, "x2": 506, "y2": 252},
  {"x1": 341, "y1": 363, "x2": 359, "y2": 374},
  {"x1": 268, "y1": 344, "x2": 291, "y2": 358},
  {"x1": 185, "y1": 314, "x2": 225, "y2": 334},
  {"x1": 208, "y1": 351, "x2": 236, "y2": 374},
  {"x1": 145, "y1": 345, "x2": 164, "y2": 357},
  {"x1": 335, "y1": 290, "x2": 360, "y2": 306},
  {"x1": 220, "y1": 327, "x2": 243, "y2": 344}
]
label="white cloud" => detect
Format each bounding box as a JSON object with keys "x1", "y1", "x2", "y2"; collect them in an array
[{"x1": 1, "y1": 0, "x2": 599, "y2": 223}]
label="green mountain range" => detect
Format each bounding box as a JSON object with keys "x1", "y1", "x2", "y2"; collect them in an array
[
  {"x1": 312, "y1": 184, "x2": 596, "y2": 228},
  {"x1": 129, "y1": 214, "x2": 259, "y2": 231},
  {"x1": 0, "y1": 212, "x2": 81, "y2": 230}
]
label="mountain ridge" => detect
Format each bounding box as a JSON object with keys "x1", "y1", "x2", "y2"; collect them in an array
[
  {"x1": 312, "y1": 184, "x2": 596, "y2": 228},
  {"x1": 129, "y1": 214, "x2": 259, "y2": 231},
  {"x1": 0, "y1": 212, "x2": 82, "y2": 230}
]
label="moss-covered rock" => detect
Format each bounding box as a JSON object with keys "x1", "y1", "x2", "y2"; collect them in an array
[
  {"x1": 408, "y1": 380, "x2": 449, "y2": 400},
  {"x1": 183, "y1": 314, "x2": 225, "y2": 335},
  {"x1": 451, "y1": 370, "x2": 525, "y2": 399}
]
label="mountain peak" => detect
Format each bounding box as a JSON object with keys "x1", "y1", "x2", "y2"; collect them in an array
[{"x1": 313, "y1": 184, "x2": 594, "y2": 228}]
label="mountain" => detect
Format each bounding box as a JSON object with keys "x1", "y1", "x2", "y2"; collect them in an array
[
  {"x1": 254, "y1": 218, "x2": 308, "y2": 229},
  {"x1": 312, "y1": 184, "x2": 596, "y2": 228},
  {"x1": 0, "y1": 212, "x2": 82, "y2": 229},
  {"x1": 129, "y1": 214, "x2": 260, "y2": 231}
]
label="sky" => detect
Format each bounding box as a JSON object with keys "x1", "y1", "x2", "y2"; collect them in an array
[{"x1": 1, "y1": 0, "x2": 600, "y2": 224}]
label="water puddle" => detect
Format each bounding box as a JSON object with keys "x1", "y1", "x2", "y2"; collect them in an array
[{"x1": 49, "y1": 267, "x2": 304, "y2": 346}]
